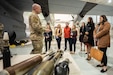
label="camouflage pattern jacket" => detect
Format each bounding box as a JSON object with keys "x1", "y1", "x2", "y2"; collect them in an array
[{"x1": 29, "y1": 13, "x2": 44, "y2": 40}]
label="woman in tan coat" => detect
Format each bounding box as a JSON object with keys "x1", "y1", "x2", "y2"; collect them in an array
[{"x1": 94, "y1": 15, "x2": 111, "y2": 73}]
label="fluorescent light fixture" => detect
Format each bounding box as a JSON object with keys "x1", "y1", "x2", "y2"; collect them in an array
[{"x1": 108, "y1": 0, "x2": 112, "y2": 3}]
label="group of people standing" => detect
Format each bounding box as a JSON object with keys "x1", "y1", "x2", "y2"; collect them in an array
[
  {"x1": 79, "y1": 15, "x2": 111, "y2": 73},
  {"x1": 63, "y1": 22, "x2": 77, "y2": 54},
  {"x1": 44, "y1": 22, "x2": 78, "y2": 54},
  {"x1": 55, "y1": 22, "x2": 78, "y2": 54},
  {"x1": 29, "y1": 3, "x2": 110, "y2": 73}
]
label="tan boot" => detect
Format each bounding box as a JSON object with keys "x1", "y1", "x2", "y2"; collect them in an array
[
  {"x1": 70, "y1": 51, "x2": 73, "y2": 54},
  {"x1": 86, "y1": 54, "x2": 91, "y2": 61}
]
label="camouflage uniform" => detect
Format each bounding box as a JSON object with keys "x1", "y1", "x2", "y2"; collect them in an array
[{"x1": 29, "y1": 13, "x2": 44, "y2": 54}]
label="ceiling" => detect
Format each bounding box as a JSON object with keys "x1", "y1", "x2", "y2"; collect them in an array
[
  {"x1": 2, "y1": 0, "x2": 113, "y2": 16},
  {"x1": 5, "y1": 0, "x2": 33, "y2": 11},
  {"x1": 82, "y1": 0, "x2": 113, "y2": 6},
  {"x1": 4, "y1": 0, "x2": 113, "y2": 16},
  {"x1": 48, "y1": 0, "x2": 86, "y2": 14},
  {"x1": 48, "y1": 0, "x2": 113, "y2": 16}
]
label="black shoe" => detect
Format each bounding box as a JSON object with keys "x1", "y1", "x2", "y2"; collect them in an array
[
  {"x1": 100, "y1": 69, "x2": 107, "y2": 73},
  {"x1": 86, "y1": 57, "x2": 91, "y2": 61},
  {"x1": 43, "y1": 51, "x2": 47, "y2": 54},
  {"x1": 96, "y1": 64, "x2": 104, "y2": 67}
]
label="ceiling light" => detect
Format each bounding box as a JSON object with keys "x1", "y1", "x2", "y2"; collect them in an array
[{"x1": 108, "y1": 0, "x2": 112, "y2": 3}]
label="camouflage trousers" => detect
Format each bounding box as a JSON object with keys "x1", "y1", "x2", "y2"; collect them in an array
[{"x1": 31, "y1": 35, "x2": 43, "y2": 54}]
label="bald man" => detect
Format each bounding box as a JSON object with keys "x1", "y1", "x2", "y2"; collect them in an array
[{"x1": 29, "y1": 4, "x2": 44, "y2": 54}]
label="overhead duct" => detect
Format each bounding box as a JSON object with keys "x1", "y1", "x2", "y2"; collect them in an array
[
  {"x1": 79, "y1": 2, "x2": 97, "y2": 18},
  {"x1": 33, "y1": 0, "x2": 49, "y2": 17},
  {"x1": 74, "y1": 2, "x2": 97, "y2": 23}
]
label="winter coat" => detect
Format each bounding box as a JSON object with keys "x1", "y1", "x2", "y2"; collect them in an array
[{"x1": 94, "y1": 21, "x2": 110, "y2": 48}]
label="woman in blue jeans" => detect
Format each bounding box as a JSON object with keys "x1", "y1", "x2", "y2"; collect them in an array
[
  {"x1": 70, "y1": 25, "x2": 77, "y2": 54},
  {"x1": 55, "y1": 24, "x2": 62, "y2": 50}
]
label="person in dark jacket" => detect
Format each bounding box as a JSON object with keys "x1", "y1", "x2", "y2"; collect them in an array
[
  {"x1": 44, "y1": 23, "x2": 52, "y2": 52},
  {"x1": 70, "y1": 25, "x2": 77, "y2": 54},
  {"x1": 85, "y1": 17, "x2": 95, "y2": 60},
  {"x1": 9, "y1": 31, "x2": 16, "y2": 45},
  {"x1": 79, "y1": 22, "x2": 86, "y2": 51}
]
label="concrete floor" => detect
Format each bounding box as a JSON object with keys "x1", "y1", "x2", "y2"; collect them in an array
[{"x1": 0, "y1": 38, "x2": 113, "y2": 75}]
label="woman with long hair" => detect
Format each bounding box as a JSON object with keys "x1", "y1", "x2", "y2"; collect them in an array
[
  {"x1": 55, "y1": 24, "x2": 62, "y2": 50},
  {"x1": 79, "y1": 22, "x2": 86, "y2": 51},
  {"x1": 44, "y1": 23, "x2": 52, "y2": 52},
  {"x1": 70, "y1": 25, "x2": 78, "y2": 54},
  {"x1": 85, "y1": 17, "x2": 95, "y2": 60},
  {"x1": 94, "y1": 15, "x2": 110, "y2": 73}
]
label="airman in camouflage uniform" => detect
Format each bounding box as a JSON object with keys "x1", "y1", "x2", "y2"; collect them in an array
[{"x1": 29, "y1": 4, "x2": 44, "y2": 54}]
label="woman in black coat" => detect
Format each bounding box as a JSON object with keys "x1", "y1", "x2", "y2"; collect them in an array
[
  {"x1": 79, "y1": 22, "x2": 86, "y2": 51},
  {"x1": 85, "y1": 17, "x2": 95, "y2": 60},
  {"x1": 44, "y1": 23, "x2": 52, "y2": 52}
]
